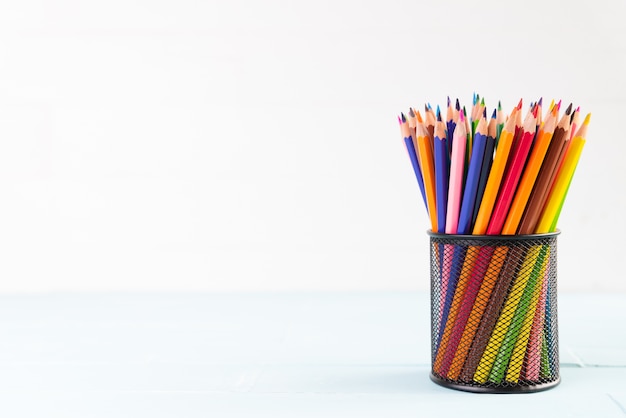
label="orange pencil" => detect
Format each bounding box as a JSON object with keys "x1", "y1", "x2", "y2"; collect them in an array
[
  {"x1": 416, "y1": 122, "x2": 438, "y2": 232},
  {"x1": 472, "y1": 111, "x2": 517, "y2": 235},
  {"x1": 502, "y1": 106, "x2": 557, "y2": 233}
]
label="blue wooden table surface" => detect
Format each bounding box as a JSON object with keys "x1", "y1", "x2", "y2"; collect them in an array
[{"x1": 0, "y1": 292, "x2": 625, "y2": 417}]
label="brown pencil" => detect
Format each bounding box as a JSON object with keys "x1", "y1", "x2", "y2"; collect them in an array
[{"x1": 516, "y1": 105, "x2": 572, "y2": 234}]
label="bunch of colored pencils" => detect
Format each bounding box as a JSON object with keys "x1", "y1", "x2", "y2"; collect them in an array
[
  {"x1": 399, "y1": 95, "x2": 588, "y2": 384},
  {"x1": 398, "y1": 96, "x2": 588, "y2": 236}
]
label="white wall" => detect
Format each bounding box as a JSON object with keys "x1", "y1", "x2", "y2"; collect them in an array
[{"x1": 0, "y1": 0, "x2": 624, "y2": 293}]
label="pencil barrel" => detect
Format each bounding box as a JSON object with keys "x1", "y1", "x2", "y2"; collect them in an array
[{"x1": 429, "y1": 231, "x2": 560, "y2": 393}]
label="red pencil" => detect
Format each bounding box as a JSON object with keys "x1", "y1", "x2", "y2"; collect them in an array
[{"x1": 486, "y1": 107, "x2": 537, "y2": 235}]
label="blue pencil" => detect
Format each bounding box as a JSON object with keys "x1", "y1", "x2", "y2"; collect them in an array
[
  {"x1": 471, "y1": 109, "x2": 497, "y2": 229},
  {"x1": 400, "y1": 114, "x2": 427, "y2": 209},
  {"x1": 434, "y1": 110, "x2": 449, "y2": 233},
  {"x1": 445, "y1": 97, "x2": 456, "y2": 162},
  {"x1": 457, "y1": 114, "x2": 489, "y2": 234},
  {"x1": 437, "y1": 246, "x2": 467, "y2": 348}
]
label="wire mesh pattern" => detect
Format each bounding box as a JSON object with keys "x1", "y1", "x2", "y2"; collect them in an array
[{"x1": 429, "y1": 232, "x2": 560, "y2": 393}]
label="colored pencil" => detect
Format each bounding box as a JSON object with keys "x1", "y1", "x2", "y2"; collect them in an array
[
  {"x1": 416, "y1": 122, "x2": 438, "y2": 232},
  {"x1": 502, "y1": 106, "x2": 557, "y2": 233},
  {"x1": 495, "y1": 101, "x2": 505, "y2": 146},
  {"x1": 457, "y1": 115, "x2": 488, "y2": 234},
  {"x1": 400, "y1": 114, "x2": 427, "y2": 208},
  {"x1": 522, "y1": 256, "x2": 549, "y2": 381},
  {"x1": 569, "y1": 107, "x2": 581, "y2": 141},
  {"x1": 434, "y1": 115, "x2": 449, "y2": 233},
  {"x1": 536, "y1": 114, "x2": 589, "y2": 233},
  {"x1": 445, "y1": 109, "x2": 467, "y2": 234},
  {"x1": 446, "y1": 97, "x2": 455, "y2": 159},
  {"x1": 517, "y1": 106, "x2": 571, "y2": 234},
  {"x1": 472, "y1": 113, "x2": 516, "y2": 235},
  {"x1": 471, "y1": 110, "x2": 497, "y2": 229},
  {"x1": 425, "y1": 104, "x2": 436, "y2": 144},
  {"x1": 435, "y1": 108, "x2": 467, "y2": 348},
  {"x1": 486, "y1": 109, "x2": 536, "y2": 234}
]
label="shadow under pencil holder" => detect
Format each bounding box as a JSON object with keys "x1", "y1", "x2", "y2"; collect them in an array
[{"x1": 428, "y1": 231, "x2": 560, "y2": 393}]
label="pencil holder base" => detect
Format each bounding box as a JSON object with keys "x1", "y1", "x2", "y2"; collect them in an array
[
  {"x1": 430, "y1": 373, "x2": 560, "y2": 394},
  {"x1": 428, "y1": 231, "x2": 560, "y2": 393}
]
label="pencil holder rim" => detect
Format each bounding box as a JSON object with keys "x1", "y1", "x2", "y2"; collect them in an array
[{"x1": 426, "y1": 229, "x2": 560, "y2": 241}]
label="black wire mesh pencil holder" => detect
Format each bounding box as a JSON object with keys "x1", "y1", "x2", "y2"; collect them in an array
[{"x1": 428, "y1": 231, "x2": 560, "y2": 393}]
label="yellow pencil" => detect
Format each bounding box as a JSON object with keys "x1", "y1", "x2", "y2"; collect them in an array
[
  {"x1": 536, "y1": 114, "x2": 589, "y2": 233},
  {"x1": 505, "y1": 246, "x2": 550, "y2": 383}
]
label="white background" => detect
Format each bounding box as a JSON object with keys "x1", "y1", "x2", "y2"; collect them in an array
[{"x1": 0, "y1": 0, "x2": 624, "y2": 293}]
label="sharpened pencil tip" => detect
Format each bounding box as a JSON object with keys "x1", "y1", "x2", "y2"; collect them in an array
[
  {"x1": 517, "y1": 98, "x2": 523, "y2": 110},
  {"x1": 459, "y1": 108, "x2": 465, "y2": 122},
  {"x1": 565, "y1": 103, "x2": 573, "y2": 115},
  {"x1": 447, "y1": 96, "x2": 451, "y2": 107},
  {"x1": 498, "y1": 100, "x2": 502, "y2": 110},
  {"x1": 538, "y1": 97, "x2": 543, "y2": 106},
  {"x1": 397, "y1": 116, "x2": 402, "y2": 125},
  {"x1": 483, "y1": 108, "x2": 487, "y2": 118},
  {"x1": 556, "y1": 99, "x2": 562, "y2": 110},
  {"x1": 436, "y1": 105, "x2": 441, "y2": 120},
  {"x1": 455, "y1": 98, "x2": 460, "y2": 110},
  {"x1": 491, "y1": 108, "x2": 496, "y2": 119},
  {"x1": 583, "y1": 113, "x2": 591, "y2": 125},
  {"x1": 480, "y1": 97, "x2": 485, "y2": 105},
  {"x1": 409, "y1": 107, "x2": 415, "y2": 117},
  {"x1": 401, "y1": 113, "x2": 406, "y2": 123}
]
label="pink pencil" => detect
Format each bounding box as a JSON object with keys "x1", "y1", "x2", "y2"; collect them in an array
[
  {"x1": 439, "y1": 110, "x2": 466, "y2": 327},
  {"x1": 445, "y1": 109, "x2": 467, "y2": 234}
]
